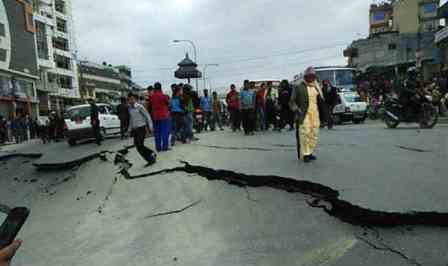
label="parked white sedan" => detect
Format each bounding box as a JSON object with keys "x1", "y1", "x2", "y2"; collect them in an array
[
  {"x1": 333, "y1": 92, "x2": 367, "y2": 124},
  {"x1": 64, "y1": 104, "x2": 121, "y2": 146}
]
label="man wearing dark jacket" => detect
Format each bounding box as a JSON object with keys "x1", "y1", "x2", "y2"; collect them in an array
[
  {"x1": 279, "y1": 80, "x2": 294, "y2": 130},
  {"x1": 117, "y1": 97, "x2": 130, "y2": 139},
  {"x1": 322, "y1": 80, "x2": 339, "y2": 129},
  {"x1": 88, "y1": 99, "x2": 102, "y2": 145}
]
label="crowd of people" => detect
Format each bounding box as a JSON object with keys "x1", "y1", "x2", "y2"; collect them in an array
[
  {"x1": 0, "y1": 111, "x2": 66, "y2": 145},
  {"x1": 355, "y1": 67, "x2": 448, "y2": 116},
  {"x1": 108, "y1": 76, "x2": 336, "y2": 165},
  {"x1": 110, "y1": 82, "x2": 229, "y2": 166}
]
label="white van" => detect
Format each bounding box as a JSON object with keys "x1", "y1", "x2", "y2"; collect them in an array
[
  {"x1": 64, "y1": 104, "x2": 121, "y2": 146},
  {"x1": 333, "y1": 91, "x2": 367, "y2": 124}
]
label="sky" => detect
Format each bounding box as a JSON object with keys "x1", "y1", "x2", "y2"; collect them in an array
[{"x1": 72, "y1": 0, "x2": 373, "y2": 92}]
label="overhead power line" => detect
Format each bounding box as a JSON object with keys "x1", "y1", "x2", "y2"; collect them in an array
[{"x1": 131, "y1": 42, "x2": 347, "y2": 74}]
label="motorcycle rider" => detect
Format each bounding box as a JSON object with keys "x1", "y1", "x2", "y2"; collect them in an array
[{"x1": 400, "y1": 67, "x2": 419, "y2": 115}]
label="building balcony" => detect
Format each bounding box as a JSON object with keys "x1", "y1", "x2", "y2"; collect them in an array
[
  {"x1": 38, "y1": 58, "x2": 55, "y2": 69},
  {"x1": 53, "y1": 48, "x2": 72, "y2": 58},
  {"x1": 33, "y1": 12, "x2": 54, "y2": 25},
  {"x1": 56, "y1": 88, "x2": 80, "y2": 98},
  {"x1": 53, "y1": 30, "x2": 69, "y2": 40},
  {"x1": 55, "y1": 11, "x2": 68, "y2": 20}
]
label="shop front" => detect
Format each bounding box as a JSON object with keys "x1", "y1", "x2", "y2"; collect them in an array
[{"x1": 0, "y1": 74, "x2": 38, "y2": 119}]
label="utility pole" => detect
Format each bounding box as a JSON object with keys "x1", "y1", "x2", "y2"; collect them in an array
[{"x1": 202, "y1": 64, "x2": 219, "y2": 91}]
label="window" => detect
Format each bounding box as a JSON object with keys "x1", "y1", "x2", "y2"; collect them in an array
[
  {"x1": 54, "y1": 55, "x2": 71, "y2": 70},
  {"x1": 343, "y1": 93, "x2": 362, "y2": 103},
  {"x1": 105, "y1": 106, "x2": 113, "y2": 113},
  {"x1": 388, "y1": 43, "x2": 397, "y2": 50},
  {"x1": 52, "y1": 37, "x2": 69, "y2": 51},
  {"x1": 335, "y1": 70, "x2": 355, "y2": 86},
  {"x1": 373, "y1": 11, "x2": 385, "y2": 22},
  {"x1": 0, "y1": 23, "x2": 5, "y2": 37},
  {"x1": 36, "y1": 21, "x2": 49, "y2": 60},
  {"x1": 47, "y1": 72, "x2": 57, "y2": 83},
  {"x1": 0, "y1": 49, "x2": 6, "y2": 62},
  {"x1": 423, "y1": 22, "x2": 436, "y2": 32},
  {"x1": 17, "y1": 0, "x2": 35, "y2": 33},
  {"x1": 98, "y1": 105, "x2": 108, "y2": 114},
  {"x1": 315, "y1": 70, "x2": 334, "y2": 84},
  {"x1": 66, "y1": 107, "x2": 90, "y2": 120},
  {"x1": 56, "y1": 17, "x2": 67, "y2": 33},
  {"x1": 55, "y1": 0, "x2": 66, "y2": 14},
  {"x1": 423, "y1": 3, "x2": 437, "y2": 14},
  {"x1": 58, "y1": 75, "x2": 72, "y2": 89}
]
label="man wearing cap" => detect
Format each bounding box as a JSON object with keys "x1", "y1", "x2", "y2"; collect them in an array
[{"x1": 289, "y1": 66, "x2": 326, "y2": 163}]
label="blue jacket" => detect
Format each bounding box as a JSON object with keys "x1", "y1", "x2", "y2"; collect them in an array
[
  {"x1": 170, "y1": 96, "x2": 184, "y2": 113},
  {"x1": 240, "y1": 90, "x2": 256, "y2": 110},
  {"x1": 200, "y1": 96, "x2": 212, "y2": 112}
]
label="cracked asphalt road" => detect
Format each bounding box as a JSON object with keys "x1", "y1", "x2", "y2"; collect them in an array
[{"x1": 0, "y1": 122, "x2": 447, "y2": 266}]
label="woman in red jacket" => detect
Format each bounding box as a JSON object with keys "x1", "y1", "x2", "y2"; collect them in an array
[{"x1": 150, "y1": 82, "x2": 171, "y2": 152}]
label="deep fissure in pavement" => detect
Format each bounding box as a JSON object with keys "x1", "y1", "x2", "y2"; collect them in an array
[{"x1": 120, "y1": 161, "x2": 448, "y2": 228}]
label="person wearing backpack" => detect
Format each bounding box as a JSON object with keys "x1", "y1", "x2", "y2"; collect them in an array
[{"x1": 240, "y1": 80, "x2": 256, "y2": 135}]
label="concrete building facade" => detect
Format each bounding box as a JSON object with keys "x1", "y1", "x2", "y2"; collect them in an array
[
  {"x1": 32, "y1": 0, "x2": 80, "y2": 115},
  {"x1": 369, "y1": 3, "x2": 394, "y2": 35},
  {"x1": 434, "y1": 1, "x2": 448, "y2": 66},
  {"x1": 393, "y1": 0, "x2": 440, "y2": 33},
  {"x1": 0, "y1": 0, "x2": 40, "y2": 119},
  {"x1": 79, "y1": 61, "x2": 124, "y2": 104},
  {"x1": 345, "y1": 0, "x2": 442, "y2": 79}
]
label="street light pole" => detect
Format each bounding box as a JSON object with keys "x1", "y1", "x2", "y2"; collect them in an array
[
  {"x1": 173, "y1": 40, "x2": 198, "y2": 90},
  {"x1": 202, "y1": 64, "x2": 219, "y2": 91}
]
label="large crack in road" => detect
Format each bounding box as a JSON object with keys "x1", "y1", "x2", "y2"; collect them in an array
[
  {"x1": 21, "y1": 144, "x2": 446, "y2": 265},
  {"x1": 119, "y1": 161, "x2": 448, "y2": 228},
  {"x1": 116, "y1": 159, "x2": 448, "y2": 265}
]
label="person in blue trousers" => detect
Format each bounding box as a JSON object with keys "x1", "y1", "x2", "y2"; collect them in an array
[{"x1": 149, "y1": 82, "x2": 171, "y2": 152}]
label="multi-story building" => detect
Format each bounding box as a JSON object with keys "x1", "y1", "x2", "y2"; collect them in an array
[
  {"x1": 0, "y1": 0, "x2": 40, "y2": 118},
  {"x1": 369, "y1": 3, "x2": 394, "y2": 35},
  {"x1": 115, "y1": 65, "x2": 132, "y2": 91},
  {"x1": 32, "y1": 0, "x2": 80, "y2": 115},
  {"x1": 79, "y1": 61, "x2": 124, "y2": 104},
  {"x1": 344, "y1": 0, "x2": 442, "y2": 79},
  {"x1": 435, "y1": 1, "x2": 448, "y2": 66},
  {"x1": 393, "y1": 0, "x2": 440, "y2": 33}
]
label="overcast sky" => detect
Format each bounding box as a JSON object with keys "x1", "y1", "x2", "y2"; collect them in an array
[{"x1": 72, "y1": 0, "x2": 373, "y2": 92}]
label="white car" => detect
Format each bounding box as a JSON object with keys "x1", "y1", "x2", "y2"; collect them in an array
[
  {"x1": 64, "y1": 104, "x2": 121, "y2": 146},
  {"x1": 333, "y1": 92, "x2": 367, "y2": 124}
]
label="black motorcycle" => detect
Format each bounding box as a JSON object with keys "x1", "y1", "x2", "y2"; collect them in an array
[{"x1": 384, "y1": 94, "x2": 438, "y2": 129}]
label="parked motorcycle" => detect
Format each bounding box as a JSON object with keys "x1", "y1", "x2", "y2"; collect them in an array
[
  {"x1": 193, "y1": 108, "x2": 204, "y2": 133},
  {"x1": 384, "y1": 94, "x2": 438, "y2": 129}
]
